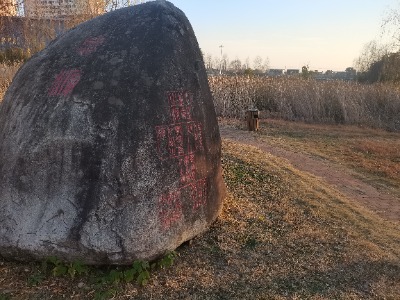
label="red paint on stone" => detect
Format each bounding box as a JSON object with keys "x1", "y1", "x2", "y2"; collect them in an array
[
  {"x1": 167, "y1": 91, "x2": 193, "y2": 122},
  {"x1": 48, "y1": 69, "x2": 81, "y2": 96},
  {"x1": 190, "y1": 122, "x2": 204, "y2": 152},
  {"x1": 77, "y1": 35, "x2": 106, "y2": 56},
  {"x1": 179, "y1": 154, "x2": 195, "y2": 185},
  {"x1": 155, "y1": 91, "x2": 208, "y2": 230},
  {"x1": 191, "y1": 178, "x2": 207, "y2": 212},
  {"x1": 158, "y1": 189, "x2": 182, "y2": 230},
  {"x1": 158, "y1": 178, "x2": 208, "y2": 230},
  {"x1": 155, "y1": 122, "x2": 204, "y2": 160},
  {"x1": 168, "y1": 124, "x2": 184, "y2": 158}
]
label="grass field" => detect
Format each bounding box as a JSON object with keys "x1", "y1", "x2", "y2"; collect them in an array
[
  {"x1": 254, "y1": 119, "x2": 400, "y2": 196},
  {"x1": 0, "y1": 120, "x2": 399, "y2": 299},
  {"x1": 0, "y1": 64, "x2": 399, "y2": 299}
]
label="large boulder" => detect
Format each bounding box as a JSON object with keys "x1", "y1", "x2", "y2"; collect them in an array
[{"x1": 0, "y1": 1, "x2": 225, "y2": 264}]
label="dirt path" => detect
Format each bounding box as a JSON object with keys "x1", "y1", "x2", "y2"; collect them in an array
[{"x1": 219, "y1": 125, "x2": 400, "y2": 222}]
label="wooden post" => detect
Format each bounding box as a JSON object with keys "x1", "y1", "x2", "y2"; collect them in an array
[{"x1": 246, "y1": 109, "x2": 259, "y2": 131}]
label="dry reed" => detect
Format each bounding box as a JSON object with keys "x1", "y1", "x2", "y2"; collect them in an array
[
  {"x1": 209, "y1": 76, "x2": 400, "y2": 131},
  {"x1": 0, "y1": 62, "x2": 21, "y2": 102},
  {"x1": 2, "y1": 70, "x2": 400, "y2": 131}
]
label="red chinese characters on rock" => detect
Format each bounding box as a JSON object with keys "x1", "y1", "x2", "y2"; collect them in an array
[
  {"x1": 155, "y1": 122, "x2": 204, "y2": 160},
  {"x1": 158, "y1": 190, "x2": 182, "y2": 230},
  {"x1": 158, "y1": 178, "x2": 207, "y2": 229},
  {"x1": 187, "y1": 121, "x2": 204, "y2": 153},
  {"x1": 77, "y1": 35, "x2": 106, "y2": 56},
  {"x1": 156, "y1": 91, "x2": 208, "y2": 230},
  {"x1": 48, "y1": 69, "x2": 81, "y2": 97},
  {"x1": 179, "y1": 154, "x2": 195, "y2": 185},
  {"x1": 167, "y1": 91, "x2": 193, "y2": 123},
  {"x1": 168, "y1": 125, "x2": 184, "y2": 158},
  {"x1": 191, "y1": 178, "x2": 207, "y2": 211}
]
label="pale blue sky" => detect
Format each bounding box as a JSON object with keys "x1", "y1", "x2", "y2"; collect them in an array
[{"x1": 168, "y1": 0, "x2": 398, "y2": 71}]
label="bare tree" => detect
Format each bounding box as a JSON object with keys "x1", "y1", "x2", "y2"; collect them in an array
[
  {"x1": 229, "y1": 58, "x2": 242, "y2": 73},
  {"x1": 222, "y1": 53, "x2": 229, "y2": 71},
  {"x1": 252, "y1": 56, "x2": 269, "y2": 74},
  {"x1": 381, "y1": 2, "x2": 400, "y2": 51},
  {"x1": 204, "y1": 53, "x2": 213, "y2": 70},
  {"x1": 253, "y1": 55, "x2": 262, "y2": 71},
  {"x1": 212, "y1": 56, "x2": 220, "y2": 70},
  {"x1": 354, "y1": 40, "x2": 389, "y2": 72},
  {"x1": 244, "y1": 57, "x2": 250, "y2": 69},
  {"x1": 262, "y1": 57, "x2": 269, "y2": 72}
]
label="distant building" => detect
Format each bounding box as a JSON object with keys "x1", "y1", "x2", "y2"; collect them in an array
[
  {"x1": 268, "y1": 69, "x2": 285, "y2": 76},
  {"x1": 332, "y1": 72, "x2": 355, "y2": 81},
  {"x1": 1, "y1": 0, "x2": 105, "y2": 54},
  {"x1": 286, "y1": 69, "x2": 300, "y2": 76},
  {"x1": 0, "y1": 0, "x2": 17, "y2": 16},
  {"x1": 312, "y1": 70, "x2": 356, "y2": 81},
  {"x1": 24, "y1": 0, "x2": 104, "y2": 20}
]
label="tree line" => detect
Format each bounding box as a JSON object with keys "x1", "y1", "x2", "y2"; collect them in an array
[
  {"x1": 203, "y1": 52, "x2": 269, "y2": 75},
  {"x1": 354, "y1": 3, "x2": 400, "y2": 83}
]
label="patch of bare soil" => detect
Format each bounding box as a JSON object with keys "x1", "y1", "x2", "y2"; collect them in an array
[{"x1": 219, "y1": 124, "x2": 400, "y2": 222}]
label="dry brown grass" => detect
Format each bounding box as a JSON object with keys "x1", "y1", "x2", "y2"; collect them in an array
[
  {"x1": 0, "y1": 63, "x2": 21, "y2": 102},
  {"x1": 253, "y1": 118, "x2": 400, "y2": 194},
  {"x1": 209, "y1": 76, "x2": 400, "y2": 131},
  {"x1": 0, "y1": 136, "x2": 399, "y2": 299},
  {"x1": 0, "y1": 49, "x2": 399, "y2": 300}
]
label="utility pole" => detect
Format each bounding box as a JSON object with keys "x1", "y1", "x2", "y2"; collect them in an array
[{"x1": 219, "y1": 44, "x2": 224, "y2": 75}]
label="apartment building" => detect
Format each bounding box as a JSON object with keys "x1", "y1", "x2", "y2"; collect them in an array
[{"x1": 24, "y1": 0, "x2": 104, "y2": 19}]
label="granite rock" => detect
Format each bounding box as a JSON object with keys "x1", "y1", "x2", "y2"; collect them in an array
[{"x1": 0, "y1": 1, "x2": 225, "y2": 264}]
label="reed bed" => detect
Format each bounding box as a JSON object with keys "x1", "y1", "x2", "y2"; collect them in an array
[
  {"x1": 209, "y1": 76, "x2": 400, "y2": 131},
  {"x1": 2, "y1": 69, "x2": 400, "y2": 131},
  {"x1": 0, "y1": 62, "x2": 21, "y2": 102}
]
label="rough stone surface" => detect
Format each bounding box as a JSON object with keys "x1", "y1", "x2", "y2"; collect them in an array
[{"x1": 0, "y1": 1, "x2": 225, "y2": 264}]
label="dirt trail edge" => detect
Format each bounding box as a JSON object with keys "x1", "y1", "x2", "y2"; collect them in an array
[{"x1": 219, "y1": 125, "x2": 400, "y2": 222}]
